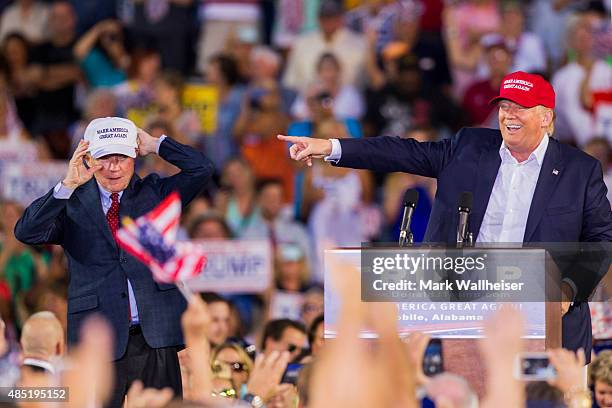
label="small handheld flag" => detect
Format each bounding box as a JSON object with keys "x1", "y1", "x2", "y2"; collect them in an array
[{"x1": 116, "y1": 192, "x2": 206, "y2": 300}]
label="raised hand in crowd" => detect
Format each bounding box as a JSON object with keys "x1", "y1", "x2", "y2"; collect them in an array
[
  {"x1": 309, "y1": 261, "x2": 418, "y2": 408},
  {"x1": 61, "y1": 140, "x2": 102, "y2": 189},
  {"x1": 125, "y1": 380, "x2": 174, "y2": 408},
  {"x1": 73, "y1": 19, "x2": 127, "y2": 66},
  {"x1": 180, "y1": 294, "x2": 213, "y2": 402},
  {"x1": 60, "y1": 317, "x2": 114, "y2": 408},
  {"x1": 403, "y1": 331, "x2": 432, "y2": 388},
  {"x1": 246, "y1": 350, "x2": 290, "y2": 403},
  {"x1": 548, "y1": 347, "x2": 590, "y2": 407},
  {"x1": 479, "y1": 307, "x2": 525, "y2": 408}
]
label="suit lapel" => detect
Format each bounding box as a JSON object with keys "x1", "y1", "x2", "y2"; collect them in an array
[
  {"x1": 471, "y1": 148, "x2": 501, "y2": 241},
  {"x1": 119, "y1": 176, "x2": 138, "y2": 220},
  {"x1": 75, "y1": 179, "x2": 117, "y2": 249},
  {"x1": 523, "y1": 139, "x2": 563, "y2": 242}
]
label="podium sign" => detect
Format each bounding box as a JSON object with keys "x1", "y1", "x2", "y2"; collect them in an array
[{"x1": 324, "y1": 248, "x2": 560, "y2": 341}]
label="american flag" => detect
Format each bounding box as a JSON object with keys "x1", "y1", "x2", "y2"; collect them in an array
[{"x1": 116, "y1": 191, "x2": 207, "y2": 283}]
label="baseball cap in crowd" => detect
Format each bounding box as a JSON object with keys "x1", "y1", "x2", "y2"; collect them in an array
[
  {"x1": 318, "y1": 0, "x2": 343, "y2": 17},
  {"x1": 84, "y1": 117, "x2": 138, "y2": 159},
  {"x1": 489, "y1": 71, "x2": 556, "y2": 109}
]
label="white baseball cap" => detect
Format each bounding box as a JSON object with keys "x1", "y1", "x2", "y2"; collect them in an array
[{"x1": 84, "y1": 117, "x2": 138, "y2": 159}]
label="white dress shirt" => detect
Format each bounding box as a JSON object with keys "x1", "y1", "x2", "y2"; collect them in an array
[{"x1": 477, "y1": 134, "x2": 548, "y2": 243}]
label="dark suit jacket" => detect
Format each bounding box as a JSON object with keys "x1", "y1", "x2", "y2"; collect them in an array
[
  {"x1": 336, "y1": 127, "x2": 612, "y2": 355},
  {"x1": 15, "y1": 137, "x2": 214, "y2": 360}
]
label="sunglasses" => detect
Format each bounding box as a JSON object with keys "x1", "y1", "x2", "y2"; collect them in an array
[
  {"x1": 212, "y1": 360, "x2": 249, "y2": 374},
  {"x1": 287, "y1": 344, "x2": 304, "y2": 354}
]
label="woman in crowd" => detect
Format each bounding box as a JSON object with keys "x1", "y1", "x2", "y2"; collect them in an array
[
  {"x1": 216, "y1": 157, "x2": 258, "y2": 237},
  {"x1": 73, "y1": 19, "x2": 129, "y2": 88},
  {"x1": 204, "y1": 53, "x2": 245, "y2": 171},
  {"x1": 291, "y1": 52, "x2": 364, "y2": 121},
  {"x1": 2, "y1": 33, "x2": 38, "y2": 130},
  {"x1": 211, "y1": 342, "x2": 254, "y2": 399}
]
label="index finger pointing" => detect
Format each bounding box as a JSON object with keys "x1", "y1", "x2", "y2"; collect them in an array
[{"x1": 277, "y1": 134, "x2": 306, "y2": 144}]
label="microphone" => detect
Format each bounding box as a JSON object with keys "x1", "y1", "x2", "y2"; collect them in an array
[
  {"x1": 399, "y1": 189, "x2": 419, "y2": 247},
  {"x1": 456, "y1": 192, "x2": 474, "y2": 247}
]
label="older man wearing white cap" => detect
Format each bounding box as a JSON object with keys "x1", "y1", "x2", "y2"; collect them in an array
[{"x1": 15, "y1": 118, "x2": 214, "y2": 407}]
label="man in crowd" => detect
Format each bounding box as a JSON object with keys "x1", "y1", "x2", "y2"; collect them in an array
[
  {"x1": 279, "y1": 71, "x2": 612, "y2": 360},
  {"x1": 15, "y1": 117, "x2": 214, "y2": 407},
  {"x1": 201, "y1": 292, "x2": 231, "y2": 347},
  {"x1": 20, "y1": 311, "x2": 65, "y2": 374},
  {"x1": 242, "y1": 179, "x2": 313, "y2": 269},
  {"x1": 283, "y1": 0, "x2": 366, "y2": 93},
  {"x1": 261, "y1": 318, "x2": 307, "y2": 362}
]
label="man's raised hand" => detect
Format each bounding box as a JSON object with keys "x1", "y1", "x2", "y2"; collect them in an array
[
  {"x1": 136, "y1": 128, "x2": 160, "y2": 156},
  {"x1": 62, "y1": 140, "x2": 102, "y2": 189},
  {"x1": 277, "y1": 135, "x2": 333, "y2": 167}
]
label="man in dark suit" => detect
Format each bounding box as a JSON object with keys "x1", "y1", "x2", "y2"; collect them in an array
[
  {"x1": 15, "y1": 117, "x2": 214, "y2": 407},
  {"x1": 279, "y1": 71, "x2": 612, "y2": 359}
]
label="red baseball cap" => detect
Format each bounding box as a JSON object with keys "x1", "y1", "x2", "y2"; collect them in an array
[{"x1": 489, "y1": 71, "x2": 555, "y2": 109}]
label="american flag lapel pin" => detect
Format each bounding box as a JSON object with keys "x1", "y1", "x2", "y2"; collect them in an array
[{"x1": 552, "y1": 169, "x2": 559, "y2": 175}]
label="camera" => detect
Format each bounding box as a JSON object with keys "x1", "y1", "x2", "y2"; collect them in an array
[
  {"x1": 515, "y1": 352, "x2": 557, "y2": 381},
  {"x1": 315, "y1": 91, "x2": 333, "y2": 108}
]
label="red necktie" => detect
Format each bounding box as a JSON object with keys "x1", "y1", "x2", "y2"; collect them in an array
[
  {"x1": 106, "y1": 192, "x2": 133, "y2": 322},
  {"x1": 106, "y1": 193, "x2": 120, "y2": 236}
]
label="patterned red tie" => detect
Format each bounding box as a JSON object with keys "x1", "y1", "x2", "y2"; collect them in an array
[
  {"x1": 106, "y1": 193, "x2": 120, "y2": 236},
  {"x1": 106, "y1": 192, "x2": 133, "y2": 322}
]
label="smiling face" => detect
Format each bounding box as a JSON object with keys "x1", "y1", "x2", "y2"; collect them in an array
[
  {"x1": 595, "y1": 380, "x2": 612, "y2": 407},
  {"x1": 91, "y1": 154, "x2": 135, "y2": 193},
  {"x1": 498, "y1": 100, "x2": 553, "y2": 162}
]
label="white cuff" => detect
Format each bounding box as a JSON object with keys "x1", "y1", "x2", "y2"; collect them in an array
[
  {"x1": 156, "y1": 135, "x2": 167, "y2": 154},
  {"x1": 324, "y1": 139, "x2": 342, "y2": 163},
  {"x1": 53, "y1": 182, "x2": 75, "y2": 199}
]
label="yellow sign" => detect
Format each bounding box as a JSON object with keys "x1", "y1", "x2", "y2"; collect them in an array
[
  {"x1": 126, "y1": 107, "x2": 156, "y2": 128},
  {"x1": 182, "y1": 84, "x2": 218, "y2": 134}
]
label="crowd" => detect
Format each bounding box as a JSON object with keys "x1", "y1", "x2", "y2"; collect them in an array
[{"x1": 0, "y1": 0, "x2": 610, "y2": 406}]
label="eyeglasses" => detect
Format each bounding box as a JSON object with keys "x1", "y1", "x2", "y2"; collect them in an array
[{"x1": 96, "y1": 154, "x2": 130, "y2": 165}]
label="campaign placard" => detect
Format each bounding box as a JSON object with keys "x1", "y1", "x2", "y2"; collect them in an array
[
  {"x1": 1, "y1": 161, "x2": 67, "y2": 207},
  {"x1": 182, "y1": 84, "x2": 218, "y2": 134},
  {"x1": 184, "y1": 240, "x2": 272, "y2": 293}
]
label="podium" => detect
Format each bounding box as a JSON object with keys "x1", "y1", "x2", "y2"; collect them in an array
[{"x1": 323, "y1": 247, "x2": 563, "y2": 397}]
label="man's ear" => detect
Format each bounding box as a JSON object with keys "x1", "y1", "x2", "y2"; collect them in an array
[{"x1": 541, "y1": 108, "x2": 553, "y2": 128}]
